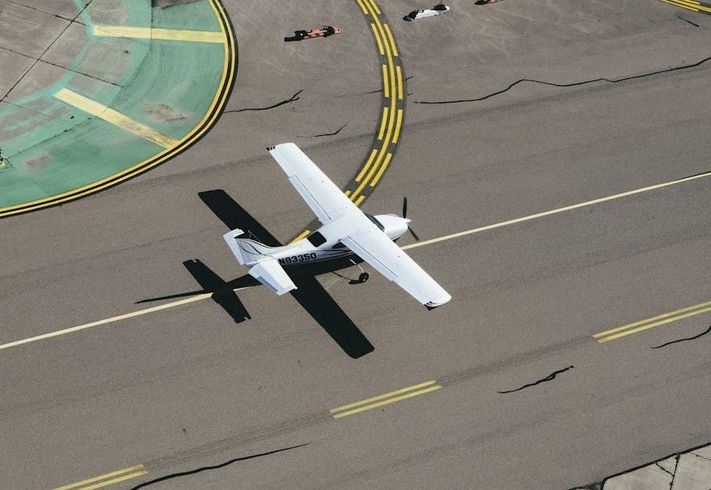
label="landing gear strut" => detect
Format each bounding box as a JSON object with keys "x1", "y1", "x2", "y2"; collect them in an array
[{"x1": 348, "y1": 260, "x2": 369, "y2": 284}]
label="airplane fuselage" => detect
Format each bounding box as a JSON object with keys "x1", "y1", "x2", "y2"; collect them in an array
[{"x1": 234, "y1": 213, "x2": 410, "y2": 268}]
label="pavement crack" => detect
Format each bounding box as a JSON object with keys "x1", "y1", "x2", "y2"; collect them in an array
[
  {"x1": 303, "y1": 121, "x2": 349, "y2": 138},
  {"x1": 497, "y1": 365, "x2": 574, "y2": 394},
  {"x1": 670, "y1": 454, "x2": 680, "y2": 489},
  {"x1": 224, "y1": 90, "x2": 303, "y2": 113},
  {"x1": 1, "y1": 0, "x2": 94, "y2": 101},
  {"x1": 359, "y1": 75, "x2": 413, "y2": 95},
  {"x1": 651, "y1": 325, "x2": 711, "y2": 349},
  {"x1": 414, "y1": 55, "x2": 711, "y2": 105},
  {"x1": 677, "y1": 15, "x2": 700, "y2": 28},
  {"x1": 655, "y1": 462, "x2": 674, "y2": 478},
  {"x1": 130, "y1": 443, "x2": 309, "y2": 489}
]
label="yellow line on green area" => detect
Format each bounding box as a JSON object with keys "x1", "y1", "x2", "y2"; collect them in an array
[
  {"x1": 331, "y1": 381, "x2": 441, "y2": 418},
  {"x1": 594, "y1": 300, "x2": 711, "y2": 343},
  {"x1": 93, "y1": 25, "x2": 225, "y2": 43},
  {"x1": 371, "y1": 24, "x2": 385, "y2": 55},
  {"x1": 54, "y1": 89, "x2": 178, "y2": 148},
  {"x1": 54, "y1": 465, "x2": 146, "y2": 490},
  {"x1": 0, "y1": 0, "x2": 236, "y2": 218}
]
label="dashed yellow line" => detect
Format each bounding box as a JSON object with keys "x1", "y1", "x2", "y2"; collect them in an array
[
  {"x1": 331, "y1": 380, "x2": 441, "y2": 418},
  {"x1": 383, "y1": 23, "x2": 398, "y2": 57},
  {"x1": 54, "y1": 465, "x2": 147, "y2": 490},
  {"x1": 594, "y1": 300, "x2": 711, "y2": 343},
  {"x1": 54, "y1": 89, "x2": 178, "y2": 148},
  {"x1": 392, "y1": 109, "x2": 403, "y2": 144},
  {"x1": 396, "y1": 65, "x2": 404, "y2": 100},
  {"x1": 371, "y1": 24, "x2": 385, "y2": 55},
  {"x1": 354, "y1": 195, "x2": 366, "y2": 206},
  {"x1": 355, "y1": 149, "x2": 379, "y2": 182},
  {"x1": 377, "y1": 106, "x2": 389, "y2": 140},
  {"x1": 356, "y1": 0, "x2": 368, "y2": 14},
  {"x1": 381, "y1": 64, "x2": 390, "y2": 97},
  {"x1": 93, "y1": 26, "x2": 225, "y2": 43},
  {"x1": 364, "y1": 0, "x2": 381, "y2": 15},
  {"x1": 662, "y1": 0, "x2": 698, "y2": 10},
  {"x1": 370, "y1": 152, "x2": 392, "y2": 187}
]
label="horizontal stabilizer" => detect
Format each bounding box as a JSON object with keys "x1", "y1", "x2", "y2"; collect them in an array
[{"x1": 248, "y1": 259, "x2": 297, "y2": 295}]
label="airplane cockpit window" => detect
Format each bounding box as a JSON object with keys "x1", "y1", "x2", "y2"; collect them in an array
[
  {"x1": 366, "y1": 214, "x2": 385, "y2": 231},
  {"x1": 307, "y1": 231, "x2": 327, "y2": 247}
]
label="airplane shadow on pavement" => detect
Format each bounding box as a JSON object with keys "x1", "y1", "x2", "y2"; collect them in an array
[{"x1": 137, "y1": 190, "x2": 375, "y2": 359}]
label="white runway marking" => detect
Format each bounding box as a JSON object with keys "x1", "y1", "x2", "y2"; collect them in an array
[
  {"x1": 2, "y1": 169, "x2": 709, "y2": 352},
  {"x1": 402, "y1": 170, "x2": 711, "y2": 251}
]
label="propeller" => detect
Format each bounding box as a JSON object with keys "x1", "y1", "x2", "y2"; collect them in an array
[{"x1": 402, "y1": 197, "x2": 420, "y2": 241}]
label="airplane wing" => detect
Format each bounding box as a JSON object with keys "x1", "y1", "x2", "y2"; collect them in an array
[
  {"x1": 341, "y1": 229, "x2": 451, "y2": 309},
  {"x1": 248, "y1": 259, "x2": 297, "y2": 295},
  {"x1": 269, "y1": 143, "x2": 357, "y2": 224}
]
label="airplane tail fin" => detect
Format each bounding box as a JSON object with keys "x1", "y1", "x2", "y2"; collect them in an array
[{"x1": 223, "y1": 228, "x2": 281, "y2": 266}]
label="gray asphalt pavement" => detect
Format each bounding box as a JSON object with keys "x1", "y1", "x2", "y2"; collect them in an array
[{"x1": 1, "y1": 0, "x2": 711, "y2": 488}]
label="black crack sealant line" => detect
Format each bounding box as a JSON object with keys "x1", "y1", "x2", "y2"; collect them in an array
[
  {"x1": 652, "y1": 325, "x2": 711, "y2": 349},
  {"x1": 497, "y1": 365, "x2": 574, "y2": 394},
  {"x1": 130, "y1": 443, "x2": 309, "y2": 489},
  {"x1": 415, "y1": 56, "x2": 711, "y2": 105},
  {"x1": 224, "y1": 89, "x2": 303, "y2": 113}
]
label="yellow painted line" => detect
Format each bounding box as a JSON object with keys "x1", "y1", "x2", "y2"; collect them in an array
[
  {"x1": 371, "y1": 24, "x2": 385, "y2": 56},
  {"x1": 355, "y1": 149, "x2": 378, "y2": 183},
  {"x1": 54, "y1": 89, "x2": 178, "y2": 149},
  {"x1": 290, "y1": 230, "x2": 311, "y2": 243},
  {"x1": 392, "y1": 109, "x2": 403, "y2": 144},
  {"x1": 381, "y1": 64, "x2": 390, "y2": 98},
  {"x1": 364, "y1": 0, "x2": 382, "y2": 15},
  {"x1": 377, "y1": 106, "x2": 389, "y2": 140},
  {"x1": 93, "y1": 25, "x2": 225, "y2": 43},
  {"x1": 396, "y1": 65, "x2": 403, "y2": 100},
  {"x1": 383, "y1": 23, "x2": 398, "y2": 57},
  {"x1": 5, "y1": 168, "x2": 711, "y2": 352},
  {"x1": 354, "y1": 195, "x2": 366, "y2": 206},
  {"x1": 402, "y1": 170, "x2": 711, "y2": 251},
  {"x1": 333, "y1": 385, "x2": 442, "y2": 418},
  {"x1": 660, "y1": 0, "x2": 698, "y2": 10},
  {"x1": 356, "y1": 0, "x2": 369, "y2": 14},
  {"x1": 345, "y1": 190, "x2": 352, "y2": 197},
  {"x1": 370, "y1": 152, "x2": 392, "y2": 187},
  {"x1": 672, "y1": 0, "x2": 702, "y2": 7},
  {"x1": 54, "y1": 465, "x2": 146, "y2": 490},
  {"x1": 594, "y1": 300, "x2": 711, "y2": 343},
  {"x1": 80, "y1": 471, "x2": 149, "y2": 490},
  {"x1": 331, "y1": 380, "x2": 437, "y2": 413},
  {"x1": 0, "y1": 294, "x2": 212, "y2": 351}
]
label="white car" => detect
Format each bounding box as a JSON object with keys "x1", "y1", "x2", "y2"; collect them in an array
[{"x1": 403, "y1": 4, "x2": 450, "y2": 21}]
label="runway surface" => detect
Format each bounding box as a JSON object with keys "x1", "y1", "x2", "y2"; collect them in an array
[{"x1": 1, "y1": 0, "x2": 711, "y2": 488}]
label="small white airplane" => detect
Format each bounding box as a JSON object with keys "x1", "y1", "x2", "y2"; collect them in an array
[{"x1": 222, "y1": 143, "x2": 451, "y2": 310}]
